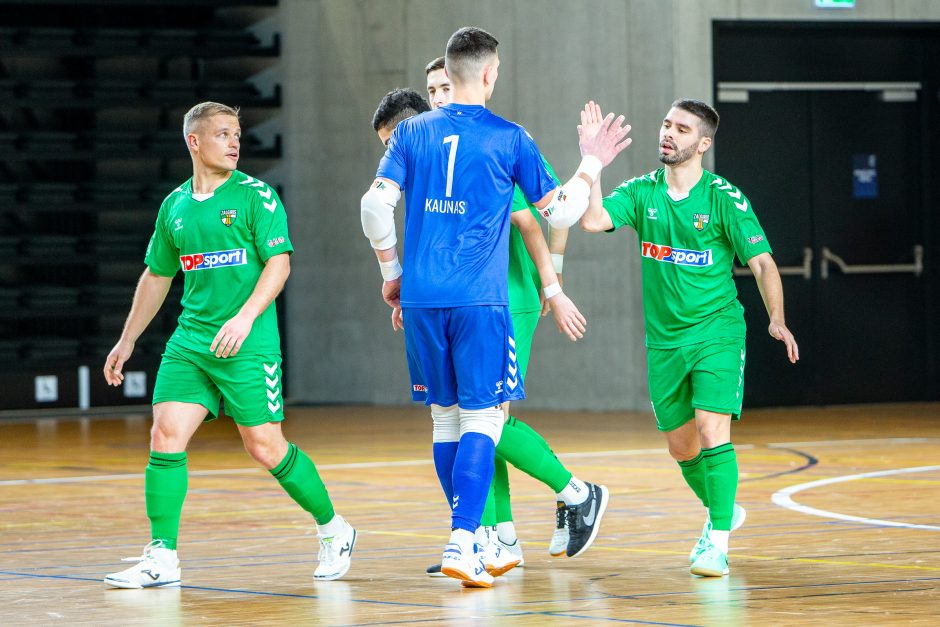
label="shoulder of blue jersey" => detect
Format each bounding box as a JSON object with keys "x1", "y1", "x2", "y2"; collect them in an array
[{"x1": 707, "y1": 173, "x2": 749, "y2": 213}]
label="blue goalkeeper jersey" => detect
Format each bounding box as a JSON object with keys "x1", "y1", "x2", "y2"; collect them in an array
[{"x1": 376, "y1": 103, "x2": 556, "y2": 308}]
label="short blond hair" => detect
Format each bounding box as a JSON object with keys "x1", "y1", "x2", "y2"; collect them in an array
[{"x1": 182, "y1": 101, "x2": 240, "y2": 139}]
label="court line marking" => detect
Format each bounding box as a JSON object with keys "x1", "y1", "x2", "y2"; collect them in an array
[
  {"x1": 772, "y1": 465, "x2": 940, "y2": 531},
  {"x1": 766, "y1": 437, "x2": 933, "y2": 448},
  {"x1": 0, "y1": 446, "x2": 756, "y2": 487}
]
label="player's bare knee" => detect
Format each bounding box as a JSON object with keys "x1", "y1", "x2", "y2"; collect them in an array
[
  {"x1": 459, "y1": 406, "x2": 504, "y2": 445},
  {"x1": 150, "y1": 420, "x2": 185, "y2": 452},
  {"x1": 668, "y1": 441, "x2": 700, "y2": 461}
]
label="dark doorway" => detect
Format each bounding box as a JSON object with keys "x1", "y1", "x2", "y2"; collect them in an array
[{"x1": 713, "y1": 22, "x2": 940, "y2": 407}]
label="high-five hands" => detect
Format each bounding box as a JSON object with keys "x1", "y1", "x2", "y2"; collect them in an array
[{"x1": 578, "y1": 101, "x2": 632, "y2": 167}]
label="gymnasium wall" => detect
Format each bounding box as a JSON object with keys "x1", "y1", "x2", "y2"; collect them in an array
[{"x1": 275, "y1": 0, "x2": 940, "y2": 410}]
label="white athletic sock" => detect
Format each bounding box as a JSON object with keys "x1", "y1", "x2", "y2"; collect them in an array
[
  {"x1": 496, "y1": 522, "x2": 517, "y2": 545},
  {"x1": 317, "y1": 513, "x2": 345, "y2": 537},
  {"x1": 450, "y1": 529, "x2": 475, "y2": 554},
  {"x1": 555, "y1": 492, "x2": 564, "y2": 501},
  {"x1": 710, "y1": 530, "x2": 730, "y2": 554},
  {"x1": 560, "y1": 477, "x2": 590, "y2": 505}
]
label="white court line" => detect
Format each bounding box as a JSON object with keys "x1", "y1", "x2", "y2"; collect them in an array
[
  {"x1": 0, "y1": 445, "x2": 754, "y2": 487},
  {"x1": 772, "y1": 465, "x2": 940, "y2": 531},
  {"x1": 767, "y1": 437, "x2": 933, "y2": 448}
]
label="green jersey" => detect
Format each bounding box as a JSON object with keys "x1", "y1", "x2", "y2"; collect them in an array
[
  {"x1": 145, "y1": 170, "x2": 294, "y2": 355},
  {"x1": 603, "y1": 168, "x2": 771, "y2": 349},
  {"x1": 508, "y1": 156, "x2": 560, "y2": 314}
]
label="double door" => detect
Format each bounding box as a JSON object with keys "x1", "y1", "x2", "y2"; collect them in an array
[{"x1": 718, "y1": 88, "x2": 929, "y2": 406}]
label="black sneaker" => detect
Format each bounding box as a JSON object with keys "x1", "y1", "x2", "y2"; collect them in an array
[
  {"x1": 426, "y1": 562, "x2": 446, "y2": 577},
  {"x1": 566, "y1": 482, "x2": 609, "y2": 557}
]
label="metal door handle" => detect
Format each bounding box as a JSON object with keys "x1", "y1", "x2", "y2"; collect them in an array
[
  {"x1": 733, "y1": 247, "x2": 813, "y2": 279},
  {"x1": 820, "y1": 245, "x2": 923, "y2": 279}
]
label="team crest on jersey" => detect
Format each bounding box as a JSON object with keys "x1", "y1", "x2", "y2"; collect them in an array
[
  {"x1": 220, "y1": 209, "x2": 237, "y2": 227},
  {"x1": 692, "y1": 213, "x2": 710, "y2": 231}
]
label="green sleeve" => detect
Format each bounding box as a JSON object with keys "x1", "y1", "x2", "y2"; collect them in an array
[
  {"x1": 144, "y1": 203, "x2": 180, "y2": 277},
  {"x1": 602, "y1": 178, "x2": 641, "y2": 231},
  {"x1": 721, "y1": 188, "x2": 773, "y2": 264},
  {"x1": 250, "y1": 185, "x2": 294, "y2": 262}
]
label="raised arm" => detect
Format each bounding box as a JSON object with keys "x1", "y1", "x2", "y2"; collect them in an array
[
  {"x1": 580, "y1": 174, "x2": 614, "y2": 232},
  {"x1": 207, "y1": 252, "x2": 291, "y2": 358},
  {"x1": 511, "y1": 210, "x2": 586, "y2": 341},
  {"x1": 533, "y1": 102, "x2": 632, "y2": 228},
  {"x1": 747, "y1": 252, "x2": 799, "y2": 363},
  {"x1": 103, "y1": 268, "x2": 173, "y2": 385}
]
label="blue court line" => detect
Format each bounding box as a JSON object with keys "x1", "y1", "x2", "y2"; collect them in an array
[{"x1": 0, "y1": 570, "x2": 697, "y2": 624}]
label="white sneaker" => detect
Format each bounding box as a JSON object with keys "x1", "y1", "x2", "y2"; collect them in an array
[
  {"x1": 690, "y1": 504, "x2": 746, "y2": 564},
  {"x1": 104, "y1": 540, "x2": 180, "y2": 589},
  {"x1": 497, "y1": 537, "x2": 524, "y2": 568},
  {"x1": 440, "y1": 542, "x2": 494, "y2": 588},
  {"x1": 314, "y1": 519, "x2": 357, "y2": 581},
  {"x1": 549, "y1": 500, "x2": 569, "y2": 557},
  {"x1": 481, "y1": 540, "x2": 521, "y2": 577}
]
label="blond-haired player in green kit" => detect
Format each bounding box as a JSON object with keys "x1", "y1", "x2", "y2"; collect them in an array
[
  {"x1": 580, "y1": 99, "x2": 799, "y2": 577},
  {"x1": 102, "y1": 102, "x2": 355, "y2": 588}
]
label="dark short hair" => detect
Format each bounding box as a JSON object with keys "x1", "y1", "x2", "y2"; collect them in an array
[
  {"x1": 372, "y1": 88, "x2": 431, "y2": 132},
  {"x1": 425, "y1": 56, "x2": 445, "y2": 75},
  {"x1": 445, "y1": 27, "x2": 499, "y2": 83},
  {"x1": 670, "y1": 99, "x2": 719, "y2": 138}
]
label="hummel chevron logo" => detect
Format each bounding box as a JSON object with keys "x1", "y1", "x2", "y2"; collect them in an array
[
  {"x1": 508, "y1": 363, "x2": 517, "y2": 376},
  {"x1": 268, "y1": 400, "x2": 281, "y2": 413},
  {"x1": 258, "y1": 188, "x2": 272, "y2": 200},
  {"x1": 718, "y1": 183, "x2": 733, "y2": 191},
  {"x1": 508, "y1": 337, "x2": 516, "y2": 348},
  {"x1": 452, "y1": 495, "x2": 459, "y2": 509},
  {"x1": 735, "y1": 199, "x2": 748, "y2": 212},
  {"x1": 263, "y1": 199, "x2": 277, "y2": 212},
  {"x1": 263, "y1": 362, "x2": 278, "y2": 376},
  {"x1": 265, "y1": 375, "x2": 279, "y2": 388},
  {"x1": 509, "y1": 350, "x2": 517, "y2": 362},
  {"x1": 240, "y1": 176, "x2": 255, "y2": 185},
  {"x1": 726, "y1": 189, "x2": 741, "y2": 199},
  {"x1": 266, "y1": 388, "x2": 280, "y2": 401},
  {"x1": 506, "y1": 377, "x2": 518, "y2": 390},
  {"x1": 141, "y1": 569, "x2": 160, "y2": 581}
]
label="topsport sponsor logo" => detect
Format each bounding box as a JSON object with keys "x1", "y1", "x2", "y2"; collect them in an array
[
  {"x1": 180, "y1": 249, "x2": 247, "y2": 271},
  {"x1": 641, "y1": 241, "x2": 712, "y2": 267}
]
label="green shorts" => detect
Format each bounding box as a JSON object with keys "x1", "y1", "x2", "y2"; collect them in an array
[
  {"x1": 647, "y1": 337, "x2": 746, "y2": 432},
  {"x1": 152, "y1": 343, "x2": 285, "y2": 427},
  {"x1": 510, "y1": 309, "x2": 540, "y2": 380}
]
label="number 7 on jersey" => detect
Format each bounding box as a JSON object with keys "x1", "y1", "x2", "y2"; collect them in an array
[{"x1": 443, "y1": 135, "x2": 459, "y2": 198}]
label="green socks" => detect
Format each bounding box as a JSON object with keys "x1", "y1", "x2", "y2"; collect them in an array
[
  {"x1": 492, "y1": 455, "x2": 513, "y2": 523},
  {"x1": 146, "y1": 451, "x2": 188, "y2": 550},
  {"x1": 270, "y1": 442, "x2": 335, "y2": 525},
  {"x1": 496, "y1": 416, "x2": 572, "y2": 494},
  {"x1": 702, "y1": 443, "x2": 738, "y2": 531},
  {"x1": 677, "y1": 450, "x2": 710, "y2": 508},
  {"x1": 481, "y1": 481, "x2": 498, "y2": 527}
]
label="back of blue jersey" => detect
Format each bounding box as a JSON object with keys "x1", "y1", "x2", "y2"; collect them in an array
[{"x1": 377, "y1": 103, "x2": 556, "y2": 308}]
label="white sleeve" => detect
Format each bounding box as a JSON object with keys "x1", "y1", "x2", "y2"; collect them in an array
[{"x1": 360, "y1": 183, "x2": 401, "y2": 249}]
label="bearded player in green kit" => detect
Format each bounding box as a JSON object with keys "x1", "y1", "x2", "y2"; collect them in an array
[
  {"x1": 580, "y1": 99, "x2": 799, "y2": 577},
  {"x1": 102, "y1": 102, "x2": 355, "y2": 588}
]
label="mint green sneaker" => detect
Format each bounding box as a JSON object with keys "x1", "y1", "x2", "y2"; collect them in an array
[
  {"x1": 689, "y1": 504, "x2": 746, "y2": 564},
  {"x1": 690, "y1": 542, "x2": 729, "y2": 577}
]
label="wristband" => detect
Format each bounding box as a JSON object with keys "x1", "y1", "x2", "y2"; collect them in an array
[
  {"x1": 551, "y1": 253, "x2": 564, "y2": 275},
  {"x1": 576, "y1": 155, "x2": 603, "y2": 183},
  {"x1": 542, "y1": 282, "x2": 563, "y2": 299},
  {"x1": 379, "y1": 257, "x2": 403, "y2": 281}
]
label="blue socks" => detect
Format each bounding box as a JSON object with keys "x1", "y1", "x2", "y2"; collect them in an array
[
  {"x1": 432, "y1": 441, "x2": 459, "y2": 504},
  {"x1": 450, "y1": 432, "x2": 496, "y2": 533}
]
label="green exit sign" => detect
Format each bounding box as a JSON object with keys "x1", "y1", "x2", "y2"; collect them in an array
[{"x1": 815, "y1": 0, "x2": 855, "y2": 7}]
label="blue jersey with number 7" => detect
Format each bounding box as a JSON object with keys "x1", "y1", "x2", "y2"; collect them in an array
[{"x1": 376, "y1": 103, "x2": 556, "y2": 308}]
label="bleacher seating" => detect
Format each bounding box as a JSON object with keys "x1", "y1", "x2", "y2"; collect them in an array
[{"x1": 0, "y1": 0, "x2": 281, "y2": 411}]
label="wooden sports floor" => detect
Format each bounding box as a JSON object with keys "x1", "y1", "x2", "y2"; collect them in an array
[{"x1": 1, "y1": 403, "x2": 938, "y2": 626}]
